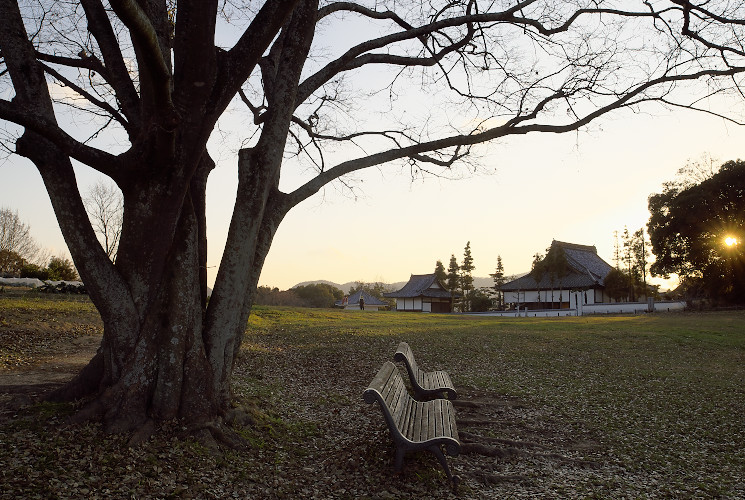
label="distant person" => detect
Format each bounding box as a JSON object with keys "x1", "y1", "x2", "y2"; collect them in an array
[{"x1": 359, "y1": 296, "x2": 365, "y2": 310}]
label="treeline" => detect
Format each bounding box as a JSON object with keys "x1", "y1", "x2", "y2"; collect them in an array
[
  {"x1": 2, "y1": 254, "x2": 80, "y2": 281},
  {"x1": 0, "y1": 207, "x2": 79, "y2": 282},
  {"x1": 435, "y1": 242, "x2": 510, "y2": 312},
  {"x1": 254, "y1": 283, "x2": 342, "y2": 308},
  {"x1": 254, "y1": 281, "x2": 394, "y2": 309},
  {"x1": 604, "y1": 226, "x2": 656, "y2": 302}
]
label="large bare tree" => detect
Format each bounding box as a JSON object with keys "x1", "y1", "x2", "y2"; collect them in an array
[
  {"x1": 0, "y1": 207, "x2": 41, "y2": 264},
  {"x1": 84, "y1": 180, "x2": 123, "y2": 262},
  {"x1": 0, "y1": 0, "x2": 743, "y2": 443}
]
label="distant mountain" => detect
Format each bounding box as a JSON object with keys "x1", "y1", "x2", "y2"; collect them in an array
[
  {"x1": 292, "y1": 276, "x2": 497, "y2": 292},
  {"x1": 292, "y1": 280, "x2": 407, "y2": 293}
]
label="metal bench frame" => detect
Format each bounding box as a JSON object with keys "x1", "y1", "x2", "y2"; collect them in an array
[
  {"x1": 394, "y1": 342, "x2": 458, "y2": 400},
  {"x1": 363, "y1": 361, "x2": 460, "y2": 486}
]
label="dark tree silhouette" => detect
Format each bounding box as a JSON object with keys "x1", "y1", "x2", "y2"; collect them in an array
[{"x1": 648, "y1": 160, "x2": 745, "y2": 303}]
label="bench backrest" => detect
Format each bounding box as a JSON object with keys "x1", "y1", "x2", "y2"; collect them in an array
[
  {"x1": 363, "y1": 361, "x2": 410, "y2": 435},
  {"x1": 393, "y1": 341, "x2": 422, "y2": 381}
]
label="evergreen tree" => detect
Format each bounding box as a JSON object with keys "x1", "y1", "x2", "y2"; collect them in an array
[
  {"x1": 489, "y1": 255, "x2": 506, "y2": 309},
  {"x1": 530, "y1": 252, "x2": 545, "y2": 307},
  {"x1": 622, "y1": 227, "x2": 636, "y2": 301},
  {"x1": 446, "y1": 255, "x2": 459, "y2": 312},
  {"x1": 613, "y1": 230, "x2": 621, "y2": 269},
  {"x1": 460, "y1": 242, "x2": 475, "y2": 312},
  {"x1": 47, "y1": 256, "x2": 79, "y2": 281},
  {"x1": 632, "y1": 228, "x2": 650, "y2": 297},
  {"x1": 434, "y1": 260, "x2": 447, "y2": 284}
]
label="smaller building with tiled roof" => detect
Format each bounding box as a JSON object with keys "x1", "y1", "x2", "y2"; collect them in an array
[
  {"x1": 335, "y1": 289, "x2": 387, "y2": 311},
  {"x1": 384, "y1": 273, "x2": 456, "y2": 313},
  {"x1": 500, "y1": 240, "x2": 614, "y2": 310}
]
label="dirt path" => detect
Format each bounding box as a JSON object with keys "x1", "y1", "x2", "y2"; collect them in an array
[
  {"x1": 0, "y1": 334, "x2": 99, "y2": 386},
  {"x1": 0, "y1": 335, "x2": 99, "y2": 420}
]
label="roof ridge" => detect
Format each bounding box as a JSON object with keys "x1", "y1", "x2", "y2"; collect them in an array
[{"x1": 552, "y1": 240, "x2": 597, "y2": 253}]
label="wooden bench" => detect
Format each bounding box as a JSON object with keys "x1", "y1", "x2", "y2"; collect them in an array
[
  {"x1": 394, "y1": 342, "x2": 458, "y2": 400},
  {"x1": 363, "y1": 361, "x2": 460, "y2": 486}
]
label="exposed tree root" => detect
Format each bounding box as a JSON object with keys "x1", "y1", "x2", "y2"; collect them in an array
[
  {"x1": 461, "y1": 442, "x2": 523, "y2": 459},
  {"x1": 45, "y1": 351, "x2": 104, "y2": 403},
  {"x1": 191, "y1": 420, "x2": 249, "y2": 451},
  {"x1": 467, "y1": 470, "x2": 530, "y2": 485},
  {"x1": 451, "y1": 400, "x2": 480, "y2": 408},
  {"x1": 459, "y1": 430, "x2": 547, "y2": 450},
  {"x1": 460, "y1": 431, "x2": 601, "y2": 468},
  {"x1": 224, "y1": 404, "x2": 258, "y2": 429},
  {"x1": 128, "y1": 418, "x2": 157, "y2": 446},
  {"x1": 68, "y1": 397, "x2": 106, "y2": 425},
  {"x1": 533, "y1": 452, "x2": 601, "y2": 468}
]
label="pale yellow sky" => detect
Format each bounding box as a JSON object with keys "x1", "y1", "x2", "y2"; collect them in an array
[{"x1": 257, "y1": 108, "x2": 744, "y2": 290}]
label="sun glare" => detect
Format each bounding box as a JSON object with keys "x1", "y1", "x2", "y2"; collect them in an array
[{"x1": 725, "y1": 236, "x2": 738, "y2": 247}]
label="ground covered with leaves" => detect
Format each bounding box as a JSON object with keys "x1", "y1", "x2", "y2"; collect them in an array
[{"x1": 1, "y1": 295, "x2": 744, "y2": 498}]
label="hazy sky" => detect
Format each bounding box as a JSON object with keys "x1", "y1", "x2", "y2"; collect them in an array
[
  {"x1": 2, "y1": 8, "x2": 744, "y2": 292},
  {"x1": 254, "y1": 105, "x2": 744, "y2": 291}
]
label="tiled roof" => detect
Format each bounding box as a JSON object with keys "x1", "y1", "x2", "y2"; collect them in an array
[
  {"x1": 500, "y1": 240, "x2": 613, "y2": 291},
  {"x1": 384, "y1": 274, "x2": 454, "y2": 299},
  {"x1": 335, "y1": 289, "x2": 387, "y2": 306}
]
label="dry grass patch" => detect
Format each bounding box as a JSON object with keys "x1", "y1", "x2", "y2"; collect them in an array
[{"x1": 1, "y1": 300, "x2": 744, "y2": 498}]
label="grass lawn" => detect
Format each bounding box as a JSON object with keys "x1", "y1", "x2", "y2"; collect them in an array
[
  {"x1": 1, "y1": 296, "x2": 744, "y2": 498},
  {"x1": 245, "y1": 307, "x2": 745, "y2": 497}
]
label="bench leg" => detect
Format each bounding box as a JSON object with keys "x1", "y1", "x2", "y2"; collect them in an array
[
  {"x1": 394, "y1": 447, "x2": 406, "y2": 473},
  {"x1": 428, "y1": 445, "x2": 460, "y2": 489}
]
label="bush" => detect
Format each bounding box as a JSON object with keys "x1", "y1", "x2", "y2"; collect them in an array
[
  {"x1": 470, "y1": 292, "x2": 493, "y2": 312},
  {"x1": 292, "y1": 283, "x2": 343, "y2": 308},
  {"x1": 37, "y1": 282, "x2": 87, "y2": 294},
  {"x1": 46, "y1": 257, "x2": 79, "y2": 281},
  {"x1": 21, "y1": 263, "x2": 50, "y2": 280}
]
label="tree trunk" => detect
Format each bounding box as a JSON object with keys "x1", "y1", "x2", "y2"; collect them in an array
[
  {"x1": 42, "y1": 143, "x2": 288, "y2": 445},
  {"x1": 28, "y1": 0, "x2": 309, "y2": 441}
]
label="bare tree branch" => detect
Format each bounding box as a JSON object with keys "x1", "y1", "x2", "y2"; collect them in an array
[
  {"x1": 0, "y1": 98, "x2": 122, "y2": 176},
  {"x1": 79, "y1": 0, "x2": 141, "y2": 128},
  {"x1": 108, "y1": 0, "x2": 172, "y2": 110},
  {"x1": 40, "y1": 61, "x2": 131, "y2": 133},
  {"x1": 286, "y1": 61, "x2": 745, "y2": 208}
]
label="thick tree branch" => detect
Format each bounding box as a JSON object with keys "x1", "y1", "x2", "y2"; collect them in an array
[
  {"x1": 41, "y1": 62, "x2": 131, "y2": 133},
  {"x1": 209, "y1": 0, "x2": 299, "y2": 119},
  {"x1": 109, "y1": 0, "x2": 170, "y2": 82},
  {"x1": 173, "y1": 1, "x2": 218, "y2": 119},
  {"x1": 80, "y1": 0, "x2": 141, "y2": 129},
  {"x1": 0, "y1": 99, "x2": 122, "y2": 177},
  {"x1": 109, "y1": 0, "x2": 174, "y2": 126}
]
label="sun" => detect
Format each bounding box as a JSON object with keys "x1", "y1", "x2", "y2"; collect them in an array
[{"x1": 725, "y1": 236, "x2": 738, "y2": 247}]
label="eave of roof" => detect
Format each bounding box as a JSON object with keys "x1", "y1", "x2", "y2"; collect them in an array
[{"x1": 383, "y1": 273, "x2": 454, "y2": 298}]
